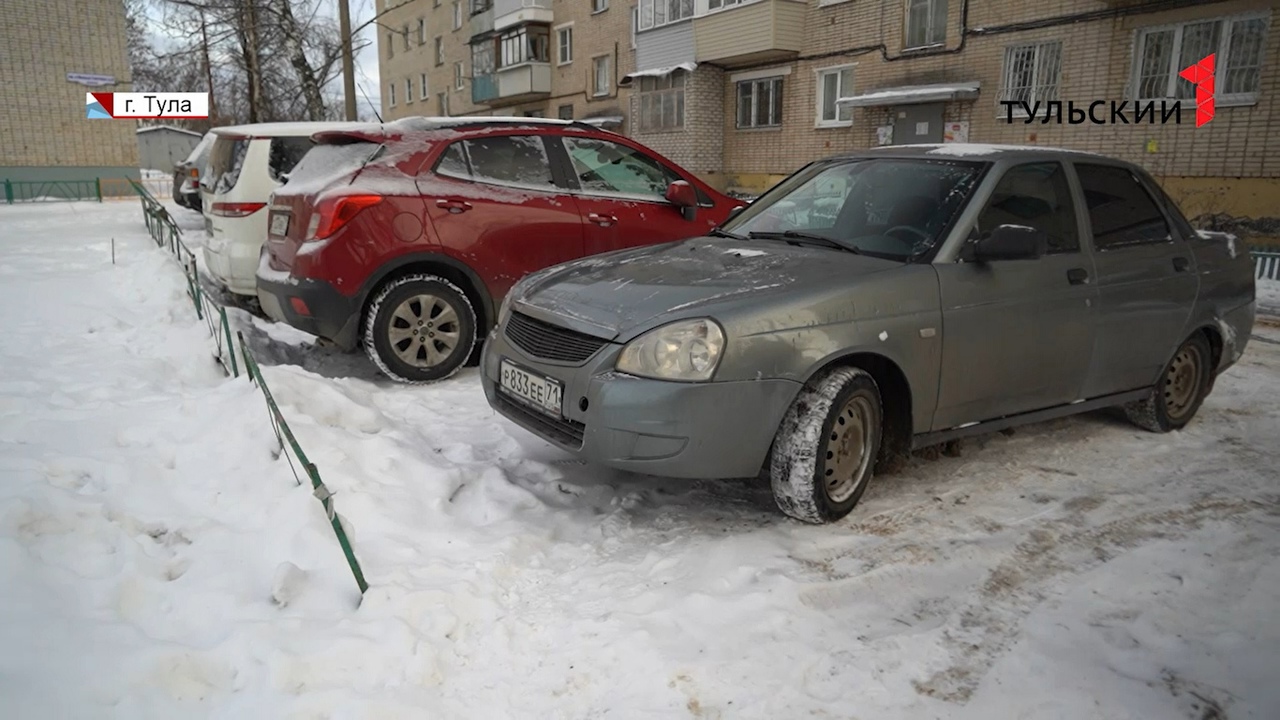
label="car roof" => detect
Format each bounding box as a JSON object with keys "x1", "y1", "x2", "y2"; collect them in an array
[{"x1": 835, "y1": 143, "x2": 1116, "y2": 164}]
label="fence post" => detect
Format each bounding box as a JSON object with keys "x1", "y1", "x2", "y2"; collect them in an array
[
  {"x1": 221, "y1": 306, "x2": 239, "y2": 378},
  {"x1": 3, "y1": 179, "x2": 11, "y2": 205},
  {"x1": 95, "y1": 178, "x2": 102, "y2": 203}
]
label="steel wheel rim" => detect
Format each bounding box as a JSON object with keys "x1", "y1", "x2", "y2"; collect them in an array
[
  {"x1": 1164, "y1": 344, "x2": 1202, "y2": 420},
  {"x1": 387, "y1": 293, "x2": 461, "y2": 368},
  {"x1": 824, "y1": 394, "x2": 875, "y2": 504}
]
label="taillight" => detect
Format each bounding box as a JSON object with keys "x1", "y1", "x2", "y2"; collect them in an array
[
  {"x1": 210, "y1": 202, "x2": 266, "y2": 218},
  {"x1": 188, "y1": 168, "x2": 199, "y2": 179},
  {"x1": 309, "y1": 195, "x2": 383, "y2": 240}
]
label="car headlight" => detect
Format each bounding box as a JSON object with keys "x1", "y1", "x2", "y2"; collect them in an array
[{"x1": 616, "y1": 318, "x2": 725, "y2": 382}]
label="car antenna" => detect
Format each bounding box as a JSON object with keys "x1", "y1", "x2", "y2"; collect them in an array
[{"x1": 357, "y1": 82, "x2": 383, "y2": 123}]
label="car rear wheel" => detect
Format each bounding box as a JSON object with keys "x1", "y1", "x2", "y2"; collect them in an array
[
  {"x1": 363, "y1": 274, "x2": 476, "y2": 384},
  {"x1": 1124, "y1": 332, "x2": 1212, "y2": 433},
  {"x1": 770, "y1": 367, "x2": 882, "y2": 524}
]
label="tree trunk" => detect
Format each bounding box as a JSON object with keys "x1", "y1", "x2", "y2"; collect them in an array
[{"x1": 275, "y1": 0, "x2": 327, "y2": 120}]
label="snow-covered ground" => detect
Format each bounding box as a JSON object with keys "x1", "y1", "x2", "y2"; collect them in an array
[{"x1": 3, "y1": 200, "x2": 1279, "y2": 719}]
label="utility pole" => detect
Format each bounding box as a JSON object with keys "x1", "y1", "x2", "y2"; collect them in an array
[
  {"x1": 200, "y1": 10, "x2": 218, "y2": 123},
  {"x1": 338, "y1": 0, "x2": 357, "y2": 120}
]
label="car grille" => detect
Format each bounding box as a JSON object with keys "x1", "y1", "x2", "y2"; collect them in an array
[
  {"x1": 495, "y1": 393, "x2": 586, "y2": 449},
  {"x1": 504, "y1": 311, "x2": 609, "y2": 363}
]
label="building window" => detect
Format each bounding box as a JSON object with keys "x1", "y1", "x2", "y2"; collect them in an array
[
  {"x1": 998, "y1": 41, "x2": 1062, "y2": 114},
  {"x1": 420, "y1": 73, "x2": 429, "y2": 100},
  {"x1": 816, "y1": 66, "x2": 854, "y2": 126},
  {"x1": 471, "y1": 0, "x2": 492, "y2": 13},
  {"x1": 708, "y1": 0, "x2": 743, "y2": 9},
  {"x1": 558, "y1": 104, "x2": 574, "y2": 119},
  {"x1": 453, "y1": 1, "x2": 463, "y2": 30},
  {"x1": 455, "y1": 61, "x2": 465, "y2": 89},
  {"x1": 438, "y1": 92, "x2": 449, "y2": 116},
  {"x1": 387, "y1": 33, "x2": 395, "y2": 59},
  {"x1": 402, "y1": 25, "x2": 411, "y2": 51},
  {"x1": 500, "y1": 26, "x2": 550, "y2": 67},
  {"x1": 638, "y1": 71, "x2": 685, "y2": 131},
  {"x1": 418, "y1": 19, "x2": 426, "y2": 44},
  {"x1": 388, "y1": 82, "x2": 396, "y2": 107},
  {"x1": 1134, "y1": 14, "x2": 1267, "y2": 105},
  {"x1": 435, "y1": 36, "x2": 444, "y2": 66},
  {"x1": 905, "y1": 0, "x2": 947, "y2": 49},
  {"x1": 593, "y1": 0, "x2": 608, "y2": 12},
  {"x1": 638, "y1": 0, "x2": 693, "y2": 31},
  {"x1": 434, "y1": 0, "x2": 440, "y2": 7},
  {"x1": 405, "y1": 79, "x2": 414, "y2": 103},
  {"x1": 736, "y1": 76, "x2": 783, "y2": 128},
  {"x1": 556, "y1": 24, "x2": 573, "y2": 65},
  {"x1": 593, "y1": 56, "x2": 611, "y2": 96}
]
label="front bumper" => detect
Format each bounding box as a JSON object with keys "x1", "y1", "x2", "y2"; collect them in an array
[
  {"x1": 481, "y1": 324, "x2": 799, "y2": 479},
  {"x1": 257, "y1": 269, "x2": 362, "y2": 350}
]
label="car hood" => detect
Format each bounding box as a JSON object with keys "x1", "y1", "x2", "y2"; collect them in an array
[{"x1": 513, "y1": 237, "x2": 898, "y2": 339}]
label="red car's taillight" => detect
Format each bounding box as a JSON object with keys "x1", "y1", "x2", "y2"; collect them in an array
[
  {"x1": 309, "y1": 195, "x2": 382, "y2": 241},
  {"x1": 210, "y1": 202, "x2": 266, "y2": 218}
]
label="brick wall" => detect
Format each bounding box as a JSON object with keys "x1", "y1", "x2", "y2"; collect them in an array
[
  {"x1": 632, "y1": 65, "x2": 726, "y2": 186},
  {"x1": 0, "y1": 0, "x2": 137, "y2": 170}
]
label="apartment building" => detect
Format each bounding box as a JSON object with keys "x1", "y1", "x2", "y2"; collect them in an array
[
  {"x1": 0, "y1": 0, "x2": 139, "y2": 188},
  {"x1": 380, "y1": 0, "x2": 1278, "y2": 227},
  {"x1": 377, "y1": 0, "x2": 636, "y2": 127}
]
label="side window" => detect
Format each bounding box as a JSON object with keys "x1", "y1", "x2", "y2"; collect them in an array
[
  {"x1": 563, "y1": 136, "x2": 675, "y2": 199},
  {"x1": 1074, "y1": 163, "x2": 1172, "y2": 250},
  {"x1": 975, "y1": 162, "x2": 1079, "y2": 254},
  {"x1": 269, "y1": 137, "x2": 315, "y2": 181},
  {"x1": 435, "y1": 141, "x2": 470, "y2": 179},
  {"x1": 463, "y1": 134, "x2": 555, "y2": 188}
]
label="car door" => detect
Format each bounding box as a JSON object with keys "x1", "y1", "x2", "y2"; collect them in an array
[
  {"x1": 932, "y1": 161, "x2": 1099, "y2": 430},
  {"x1": 420, "y1": 133, "x2": 585, "y2": 303},
  {"x1": 1073, "y1": 162, "x2": 1198, "y2": 398},
  {"x1": 552, "y1": 135, "x2": 705, "y2": 255}
]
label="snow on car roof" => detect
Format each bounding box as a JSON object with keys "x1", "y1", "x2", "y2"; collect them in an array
[
  {"x1": 211, "y1": 121, "x2": 372, "y2": 138},
  {"x1": 860, "y1": 143, "x2": 1104, "y2": 159}
]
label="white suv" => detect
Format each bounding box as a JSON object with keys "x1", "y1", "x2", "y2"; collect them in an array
[{"x1": 200, "y1": 122, "x2": 367, "y2": 297}]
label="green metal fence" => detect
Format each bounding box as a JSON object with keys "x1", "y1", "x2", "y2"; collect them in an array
[
  {"x1": 128, "y1": 179, "x2": 367, "y2": 598},
  {"x1": 4, "y1": 178, "x2": 103, "y2": 204}
]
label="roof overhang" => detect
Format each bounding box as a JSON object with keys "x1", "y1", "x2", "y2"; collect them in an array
[
  {"x1": 837, "y1": 81, "x2": 981, "y2": 108},
  {"x1": 619, "y1": 62, "x2": 698, "y2": 87}
]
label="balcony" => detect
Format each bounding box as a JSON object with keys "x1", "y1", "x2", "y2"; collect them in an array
[
  {"x1": 494, "y1": 0, "x2": 552, "y2": 31},
  {"x1": 692, "y1": 0, "x2": 807, "y2": 67},
  {"x1": 473, "y1": 63, "x2": 552, "y2": 106},
  {"x1": 470, "y1": 8, "x2": 494, "y2": 36}
]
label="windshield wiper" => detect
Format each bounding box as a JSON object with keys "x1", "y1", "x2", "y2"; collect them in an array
[
  {"x1": 748, "y1": 230, "x2": 861, "y2": 254},
  {"x1": 708, "y1": 227, "x2": 746, "y2": 240}
]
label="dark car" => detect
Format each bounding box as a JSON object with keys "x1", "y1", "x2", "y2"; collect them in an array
[
  {"x1": 172, "y1": 131, "x2": 213, "y2": 211},
  {"x1": 257, "y1": 116, "x2": 739, "y2": 383},
  {"x1": 480, "y1": 144, "x2": 1257, "y2": 523}
]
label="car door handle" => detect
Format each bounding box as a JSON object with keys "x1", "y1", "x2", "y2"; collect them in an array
[
  {"x1": 436, "y1": 199, "x2": 472, "y2": 213},
  {"x1": 1067, "y1": 267, "x2": 1089, "y2": 285},
  {"x1": 588, "y1": 213, "x2": 617, "y2": 227},
  {"x1": 1172, "y1": 256, "x2": 1191, "y2": 272}
]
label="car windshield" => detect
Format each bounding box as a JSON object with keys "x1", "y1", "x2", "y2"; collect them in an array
[{"x1": 722, "y1": 157, "x2": 986, "y2": 260}]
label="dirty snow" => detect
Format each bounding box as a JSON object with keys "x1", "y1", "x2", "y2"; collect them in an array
[
  {"x1": 1258, "y1": 278, "x2": 1280, "y2": 314},
  {"x1": 3, "y1": 201, "x2": 1280, "y2": 718}
]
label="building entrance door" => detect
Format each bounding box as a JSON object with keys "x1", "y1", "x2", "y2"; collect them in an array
[{"x1": 891, "y1": 103, "x2": 945, "y2": 145}]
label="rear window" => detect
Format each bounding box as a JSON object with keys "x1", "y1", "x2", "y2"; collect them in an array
[
  {"x1": 281, "y1": 141, "x2": 383, "y2": 194},
  {"x1": 269, "y1": 136, "x2": 315, "y2": 181},
  {"x1": 204, "y1": 136, "x2": 249, "y2": 194}
]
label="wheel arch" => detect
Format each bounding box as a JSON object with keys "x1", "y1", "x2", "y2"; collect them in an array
[
  {"x1": 357, "y1": 252, "x2": 494, "y2": 337},
  {"x1": 800, "y1": 351, "x2": 914, "y2": 473}
]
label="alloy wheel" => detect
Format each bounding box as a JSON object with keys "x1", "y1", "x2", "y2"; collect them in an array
[{"x1": 387, "y1": 293, "x2": 461, "y2": 368}]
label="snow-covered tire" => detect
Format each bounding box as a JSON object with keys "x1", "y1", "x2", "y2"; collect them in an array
[
  {"x1": 1124, "y1": 332, "x2": 1212, "y2": 433},
  {"x1": 362, "y1": 274, "x2": 477, "y2": 384},
  {"x1": 770, "y1": 367, "x2": 882, "y2": 524}
]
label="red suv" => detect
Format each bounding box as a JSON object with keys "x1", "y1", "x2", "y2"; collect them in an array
[{"x1": 257, "y1": 117, "x2": 738, "y2": 383}]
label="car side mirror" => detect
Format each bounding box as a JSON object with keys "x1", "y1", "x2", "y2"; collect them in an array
[
  {"x1": 665, "y1": 180, "x2": 698, "y2": 221},
  {"x1": 969, "y1": 224, "x2": 1048, "y2": 262}
]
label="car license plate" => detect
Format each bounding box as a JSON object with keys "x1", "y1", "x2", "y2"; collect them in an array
[
  {"x1": 499, "y1": 359, "x2": 563, "y2": 416},
  {"x1": 269, "y1": 212, "x2": 290, "y2": 237}
]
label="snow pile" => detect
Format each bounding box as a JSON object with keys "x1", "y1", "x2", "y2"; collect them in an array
[
  {"x1": 1257, "y1": 278, "x2": 1280, "y2": 315},
  {"x1": 3, "y1": 202, "x2": 1280, "y2": 718}
]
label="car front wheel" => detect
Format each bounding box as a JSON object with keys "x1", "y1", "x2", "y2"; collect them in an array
[
  {"x1": 363, "y1": 274, "x2": 477, "y2": 384},
  {"x1": 1124, "y1": 332, "x2": 1213, "y2": 433},
  {"x1": 770, "y1": 367, "x2": 883, "y2": 524}
]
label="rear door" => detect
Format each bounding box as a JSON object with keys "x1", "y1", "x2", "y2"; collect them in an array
[
  {"x1": 554, "y1": 135, "x2": 709, "y2": 255},
  {"x1": 932, "y1": 161, "x2": 1098, "y2": 429},
  {"x1": 1074, "y1": 162, "x2": 1198, "y2": 398},
  {"x1": 420, "y1": 133, "x2": 584, "y2": 303}
]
